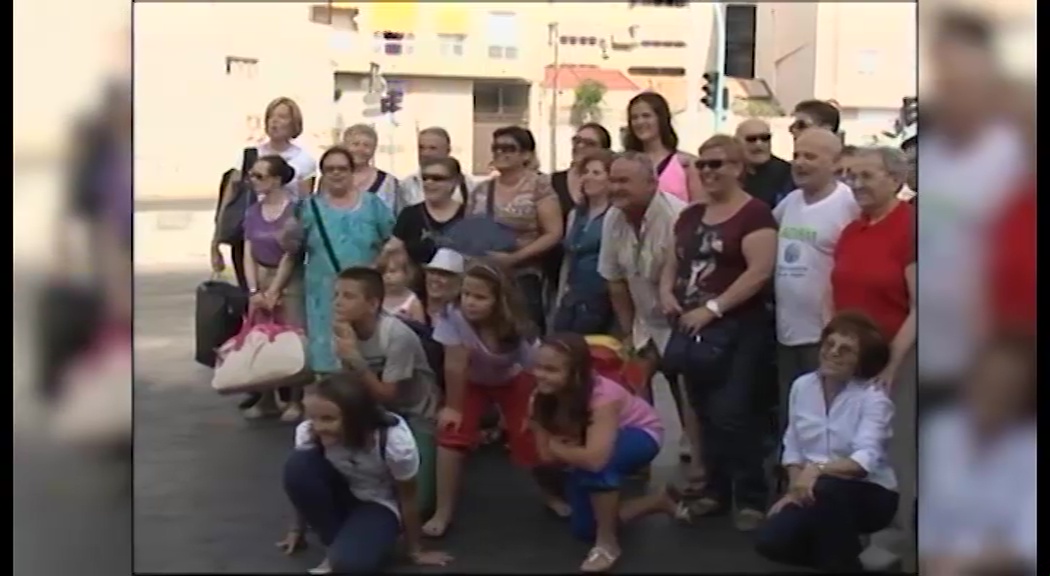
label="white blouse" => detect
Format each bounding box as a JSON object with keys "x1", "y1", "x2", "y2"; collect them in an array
[
  {"x1": 781, "y1": 372, "x2": 897, "y2": 491},
  {"x1": 918, "y1": 409, "x2": 1036, "y2": 565},
  {"x1": 294, "y1": 414, "x2": 419, "y2": 519}
]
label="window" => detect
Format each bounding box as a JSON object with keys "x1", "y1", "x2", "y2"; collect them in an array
[
  {"x1": 485, "y1": 12, "x2": 519, "y2": 60},
  {"x1": 438, "y1": 33, "x2": 466, "y2": 57},
  {"x1": 856, "y1": 49, "x2": 879, "y2": 75},
  {"x1": 308, "y1": 5, "x2": 358, "y2": 31},
  {"x1": 724, "y1": 4, "x2": 756, "y2": 78},
  {"x1": 224, "y1": 56, "x2": 259, "y2": 78},
  {"x1": 473, "y1": 83, "x2": 528, "y2": 114},
  {"x1": 372, "y1": 31, "x2": 415, "y2": 55}
]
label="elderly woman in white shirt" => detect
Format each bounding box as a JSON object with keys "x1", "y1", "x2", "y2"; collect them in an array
[
  {"x1": 919, "y1": 333, "x2": 1036, "y2": 576},
  {"x1": 755, "y1": 310, "x2": 898, "y2": 572}
]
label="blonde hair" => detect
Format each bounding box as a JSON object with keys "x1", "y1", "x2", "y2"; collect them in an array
[
  {"x1": 575, "y1": 148, "x2": 616, "y2": 175},
  {"x1": 376, "y1": 249, "x2": 417, "y2": 286},
  {"x1": 264, "y1": 97, "x2": 304, "y2": 139},
  {"x1": 700, "y1": 134, "x2": 747, "y2": 163},
  {"x1": 343, "y1": 123, "x2": 378, "y2": 144}
]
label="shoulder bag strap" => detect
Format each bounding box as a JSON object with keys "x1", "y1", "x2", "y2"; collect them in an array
[
  {"x1": 367, "y1": 170, "x2": 388, "y2": 194},
  {"x1": 308, "y1": 197, "x2": 342, "y2": 273},
  {"x1": 655, "y1": 152, "x2": 675, "y2": 176},
  {"x1": 485, "y1": 179, "x2": 497, "y2": 217}
]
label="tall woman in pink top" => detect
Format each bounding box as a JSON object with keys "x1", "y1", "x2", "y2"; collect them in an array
[
  {"x1": 623, "y1": 92, "x2": 700, "y2": 204},
  {"x1": 530, "y1": 333, "x2": 682, "y2": 573}
]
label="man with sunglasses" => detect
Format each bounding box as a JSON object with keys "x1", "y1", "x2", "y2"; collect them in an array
[
  {"x1": 737, "y1": 119, "x2": 794, "y2": 209},
  {"x1": 788, "y1": 100, "x2": 841, "y2": 141}
]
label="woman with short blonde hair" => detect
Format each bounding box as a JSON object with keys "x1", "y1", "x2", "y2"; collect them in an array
[{"x1": 342, "y1": 123, "x2": 409, "y2": 215}]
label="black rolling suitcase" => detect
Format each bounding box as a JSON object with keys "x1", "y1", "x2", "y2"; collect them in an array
[{"x1": 194, "y1": 280, "x2": 248, "y2": 367}]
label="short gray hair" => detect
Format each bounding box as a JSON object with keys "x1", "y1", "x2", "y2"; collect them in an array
[
  {"x1": 856, "y1": 146, "x2": 908, "y2": 182},
  {"x1": 611, "y1": 150, "x2": 657, "y2": 182},
  {"x1": 419, "y1": 126, "x2": 451, "y2": 146},
  {"x1": 343, "y1": 123, "x2": 378, "y2": 143}
]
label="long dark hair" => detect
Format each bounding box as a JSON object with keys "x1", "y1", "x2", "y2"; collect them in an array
[
  {"x1": 532, "y1": 333, "x2": 596, "y2": 442},
  {"x1": 623, "y1": 92, "x2": 679, "y2": 153},
  {"x1": 311, "y1": 372, "x2": 397, "y2": 449}
]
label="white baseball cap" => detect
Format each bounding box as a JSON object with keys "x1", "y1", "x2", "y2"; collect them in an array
[{"x1": 425, "y1": 248, "x2": 465, "y2": 274}]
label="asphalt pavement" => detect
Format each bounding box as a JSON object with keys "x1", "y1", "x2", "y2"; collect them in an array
[{"x1": 133, "y1": 270, "x2": 794, "y2": 574}]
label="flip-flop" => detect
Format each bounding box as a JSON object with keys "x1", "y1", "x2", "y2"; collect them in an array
[{"x1": 581, "y1": 546, "x2": 621, "y2": 572}]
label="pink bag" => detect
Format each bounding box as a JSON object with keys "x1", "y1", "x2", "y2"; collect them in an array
[{"x1": 211, "y1": 312, "x2": 312, "y2": 395}]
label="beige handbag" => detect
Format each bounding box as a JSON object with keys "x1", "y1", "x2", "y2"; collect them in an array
[{"x1": 212, "y1": 314, "x2": 310, "y2": 394}]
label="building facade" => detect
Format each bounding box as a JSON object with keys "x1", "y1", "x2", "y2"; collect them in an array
[{"x1": 133, "y1": 2, "x2": 918, "y2": 200}]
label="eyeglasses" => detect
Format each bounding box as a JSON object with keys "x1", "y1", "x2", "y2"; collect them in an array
[
  {"x1": 571, "y1": 136, "x2": 599, "y2": 148},
  {"x1": 694, "y1": 159, "x2": 728, "y2": 171},
  {"x1": 491, "y1": 143, "x2": 520, "y2": 155},
  {"x1": 743, "y1": 133, "x2": 772, "y2": 143},
  {"x1": 421, "y1": 173, "x2": 452, "y2": 183},
  {"x1": 248, "y1": 171, "x2": 268, "y2": 180},
  {"x1": 322, "y1": 165, "x2": 351, "y2": 174}
]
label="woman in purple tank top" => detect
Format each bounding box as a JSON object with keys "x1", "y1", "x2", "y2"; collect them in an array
[
  {"x1": 528, "y1": 333, "x2": 686, "y2": 573},
  {"x1": 240, "y1": 154, "x2": 306, "y2": 421},
  {"x1": 623, "y1": 92, "x2": 703, "y2": 204}
]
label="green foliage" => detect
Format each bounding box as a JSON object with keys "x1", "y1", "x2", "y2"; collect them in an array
[{"x1": 570, "y1": 80, "x2": 606, "y2": 126}]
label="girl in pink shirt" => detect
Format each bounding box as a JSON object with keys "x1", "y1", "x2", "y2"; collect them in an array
[{"x1": 529, "y1": 333, "x2": 683, "y2": 573}]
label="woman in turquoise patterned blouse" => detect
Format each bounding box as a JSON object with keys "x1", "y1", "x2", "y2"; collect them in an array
[{"x1": 278, "y1": 146, "x2": 395, "y2": 373}]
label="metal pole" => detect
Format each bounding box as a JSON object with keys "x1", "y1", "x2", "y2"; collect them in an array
[
  {"x1": 712, "y1": 2, "x2": 727, "y2": 133},
  {"x1": 548, "y1": 22, "x2": 560, "y2": 173}
]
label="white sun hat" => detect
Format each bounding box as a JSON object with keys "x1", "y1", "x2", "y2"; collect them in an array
[{"x1": 425, "y1": 248, "x2": 466, "y2": 274}]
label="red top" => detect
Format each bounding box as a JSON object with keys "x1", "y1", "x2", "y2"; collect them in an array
[
  {"x1": 831, "y1": 201, "x2": 916, "y2": 339},
  {"x1": 987, "y1": 176, "x2": 1036, "y2": 335}
]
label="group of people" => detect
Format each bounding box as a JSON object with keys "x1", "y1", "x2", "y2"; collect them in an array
[{"x1": 205, "y1": 89, "x2": 924, "y2": 574}]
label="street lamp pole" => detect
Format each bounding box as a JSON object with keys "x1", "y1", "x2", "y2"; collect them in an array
[
  {"x1": 712, "y1": 2, "x2": 727, "y2": 132},
  {"x1": 548, "y1": 22, "x2": 560, "y2": 173}
]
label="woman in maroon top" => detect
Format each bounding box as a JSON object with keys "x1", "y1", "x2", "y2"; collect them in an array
[
  {"x1": 829, "y1": 146, "x2": 916, "y2": 388},
  {"x1": 658, "y1": 135, "x2": 778, "y2": 529}
]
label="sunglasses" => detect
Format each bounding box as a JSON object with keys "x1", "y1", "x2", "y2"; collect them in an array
[
  {"x1": 322, "y1": 164, "x2": 352, "y2": 174},
  {"x1": 695, "y1": 159, "x2": 729, "y2": 171},
  {"x1": 421, "y1": 173, "x2": 452, "y2": 183},
  {"x1": 571, "y1": 136, "x2": 599, "y2": 148},
  {"x1": 491, "y1": 143, "x2": 520, "y2": 155},
  {"x1": 743, "y1": 133, "x2": 772, "y2": 144},
  {"x1": 248, "y1": 171, "x2": 268, "y2": 180}
]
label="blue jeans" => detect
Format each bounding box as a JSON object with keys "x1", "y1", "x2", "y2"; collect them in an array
[
  {"x1": 552, "y1": 292, "x2": 614, "y2": 335},
  {"x1": 566, "y1": 427, "x2": 660, "y2": 542},
  {"x1": 755, "y1": 476, "x2": 898, "y2": 571},
  {"x1": 283, "y1": 449, "x2": 401, "y2": 574},
  {"x1": 684, "y1": 308, "x2": 770, "y2": 512}
]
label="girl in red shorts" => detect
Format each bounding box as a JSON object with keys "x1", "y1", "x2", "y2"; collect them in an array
[{"x1": 422, "y1": 261, "x2": 542, "y2": 537}]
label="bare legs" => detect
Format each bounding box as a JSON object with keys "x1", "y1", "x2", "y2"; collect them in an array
[{"x1": 422, "y1": 446, "x2": 464, "y2": 537}]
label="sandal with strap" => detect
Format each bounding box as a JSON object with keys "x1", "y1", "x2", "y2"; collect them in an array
[{"x1": 581, "y1": 546, "x2": 621, "y2": 573}]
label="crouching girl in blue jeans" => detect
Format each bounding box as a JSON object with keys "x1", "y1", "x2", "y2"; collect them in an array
[
  {"x1": 277, "y1": 374, "x2": 452, "y2": 574},
  {"x1": 529, "y1": 333, "x2": 684, "y2": 573}
]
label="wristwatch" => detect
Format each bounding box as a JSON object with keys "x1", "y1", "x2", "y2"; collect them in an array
[{"x1": 705, "y1": 299, "x2": 723, "y2": 318}]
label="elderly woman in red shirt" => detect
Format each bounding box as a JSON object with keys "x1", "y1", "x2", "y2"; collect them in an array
[
  {"x1": 826, "y1": 145, "x2": 917, "y2": 533},
  {"x1": 828, "y1": 146, "x2": 916, "y2": 383}
]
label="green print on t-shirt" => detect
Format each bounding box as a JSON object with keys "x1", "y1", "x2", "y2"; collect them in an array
[{"x1": 779, "y1": 226, "x2": 817, "y2": 244}]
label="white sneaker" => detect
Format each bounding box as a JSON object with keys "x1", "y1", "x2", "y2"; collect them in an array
[{"x1": 308, "y1": 558, "x2": 331, "y2": 574}]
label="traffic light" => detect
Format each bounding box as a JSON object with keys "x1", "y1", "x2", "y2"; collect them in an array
[
  {"x1": 700, "y1": 71, "x2": 728, "y2": 111},
  {"x1": 900, "y1": 96, "x2": 918, "y2": 127},
  {"x1": 380, "y1": 89, "x2": 404, "y2": 114}
]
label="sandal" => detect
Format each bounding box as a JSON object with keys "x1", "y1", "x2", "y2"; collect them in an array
[
  {"x1": 679, "y1": 474, "x2": 707, "y2": 498},
  {"x1": 580, "y1": 545, "x2": 621, "y2": 573}
]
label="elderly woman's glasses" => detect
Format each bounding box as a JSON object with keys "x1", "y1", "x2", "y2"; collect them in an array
[
  {"x1": 422, "y1": 173, "x2": 451, "y2": 183},
  {"x1": 571, "y1": 136, "x2": 599, "y2": 148},
  {"x1": 322, "y1": 164, "x2": 351, "y2": 174}
]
